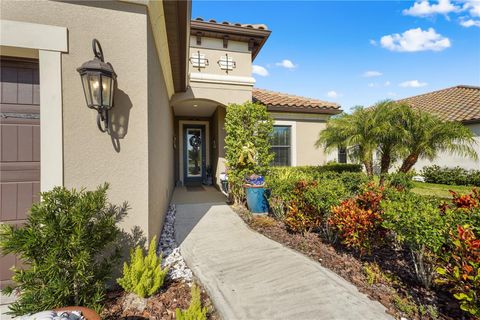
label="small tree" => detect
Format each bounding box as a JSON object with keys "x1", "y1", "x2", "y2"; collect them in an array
[
  {"x1": 0, "y1": 184, "x2": 127, "y2": 316},
  {"x1": 316, "y1": 107, "x2": 377, "y2": 176},
  {"x1": 397, "y1": 108, "x2": 477, "y2": 172},
  {"x1": 224, "y1": 102, "x2": 274, "y2": 204}
]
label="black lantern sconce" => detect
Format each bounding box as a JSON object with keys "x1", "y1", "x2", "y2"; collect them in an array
[{"x1": 77, "y1": 39, "x2": 117, "y2": 132}]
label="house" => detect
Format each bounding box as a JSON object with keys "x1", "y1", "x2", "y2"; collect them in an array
[
  {"x1": 397, "y1": 85, "x2": 480, "y2": 171},
  {"x1": 0, "y1": 0, "x2": 340, "y2": 286}
]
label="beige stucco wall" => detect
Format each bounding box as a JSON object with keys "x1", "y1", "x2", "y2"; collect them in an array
[
  {"x1": 146, "y1": 22, "x2": 175, "y2": 239},
  {"x1": 412, "y1": 122, "x2": 480, "y2": 171},
  {"x1": 270, "y1": 112, "x2": 331, "y2": 166},
  {"x1": 1, "y1": 0, "x2": 173, "y2": 241},
  {"x1": 189, "y1": 36, "x2": 251, "y2": 77},
  {"x1": 295, "y1": 121, "x2": 329, "y2": 166}
]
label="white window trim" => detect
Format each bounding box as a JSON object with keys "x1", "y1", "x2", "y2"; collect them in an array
[
  {"x1": 273, "y1": 120, "x2": 297, "y2": 167},
  {"x1": 1, "y1": 19, "x2": 68, "y2": 192}
]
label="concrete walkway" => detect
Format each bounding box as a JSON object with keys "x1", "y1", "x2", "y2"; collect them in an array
[{"x1": 174, "y1": 191, "x2": 393, "y2": 320}]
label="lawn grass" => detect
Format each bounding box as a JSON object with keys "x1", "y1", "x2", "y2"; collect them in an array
[{"x1": 411, "y1": 181, "x2": 475, "y2": 199}]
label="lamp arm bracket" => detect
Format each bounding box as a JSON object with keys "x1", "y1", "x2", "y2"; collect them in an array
[
  {"x1": 92, "y1": 39, "x2": 104, "y2": 62},
  {"x1": 96, "y1": 108, "x2": 109, "y2": 133}
]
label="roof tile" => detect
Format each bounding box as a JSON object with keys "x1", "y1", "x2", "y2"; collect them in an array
[
  {"x1": 252, "y1": 88, "x2": 341, "y2": 114},
  {"x1": 397, "y1": 85, "x2": 480, "y2": 123}
]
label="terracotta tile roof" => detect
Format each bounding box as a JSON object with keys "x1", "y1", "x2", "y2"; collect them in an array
[
  {"x1": 193, "y1": 17, "x2": 268, "y2": 30},
  {"x1": 397, "y1": 85, "x2": 480, "y2": 123},
  {"x1": 252, "y1": 88, "x2": 341, "y2": 114}
]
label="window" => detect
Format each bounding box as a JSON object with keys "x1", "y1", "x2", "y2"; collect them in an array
[
  {"x1": 272, "y1": 126, "x2": 291, "y2": 166},
  {"x1": 338, "y1": 147, "x2": 347, "y2": 163}
]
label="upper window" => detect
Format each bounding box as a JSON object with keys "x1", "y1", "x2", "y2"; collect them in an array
[{"x1": 272, "y1": 126, "x2": 291, "y2": 166}]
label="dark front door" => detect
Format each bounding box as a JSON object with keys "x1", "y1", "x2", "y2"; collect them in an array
[{"x1": 183, "y1": 125, "x2": 206, "y2": 186}]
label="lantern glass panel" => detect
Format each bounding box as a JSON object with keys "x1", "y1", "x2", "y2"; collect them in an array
[
  {"x1": 101, "y1": 75, "x2": 113, "y2": 108},
  {"x1": 81, "y1": 74, "x2": 93, "y2": 107},
  {"x1": 88, "y1": 73, "x2": 102, "y2": 107}
]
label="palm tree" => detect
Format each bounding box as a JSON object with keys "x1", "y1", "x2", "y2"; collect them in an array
[
  {"x1": 397, "y1": 108, "x2": 478, "y2": 173},
  {"x1": 316, "y1": 107, "x2": 377, "y2": 176},
  {"x1": 372, "y1": 101, "x2": 410, "y2": 177}
]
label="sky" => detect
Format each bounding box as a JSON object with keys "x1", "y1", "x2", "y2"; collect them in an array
[{"x1": 192, "y1": 0, "x2": 480, "y2": 112}]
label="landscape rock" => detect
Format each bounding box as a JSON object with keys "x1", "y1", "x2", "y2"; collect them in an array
[
  {"x1": 158, "y1": 205, "x2": 193, "y2": 282},
  {"x1": 122, "y1": 292, "x2": 147, "y2": 312}
]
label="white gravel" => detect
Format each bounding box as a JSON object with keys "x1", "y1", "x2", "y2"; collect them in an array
[{"x1": 157, "y1": 205, "x2": 193, "y2": 282}]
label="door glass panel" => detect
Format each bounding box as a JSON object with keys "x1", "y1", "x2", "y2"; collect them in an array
[{"x1": 186, "y1": 128, "x2": 202, "y2": 178}]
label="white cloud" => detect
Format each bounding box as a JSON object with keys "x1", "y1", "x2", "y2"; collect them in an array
[
  {"x1": 399, "y1": 80, "x2": 428, "y2": 88},
  {"x1": 460, "y1": 18, "x2": 480, "y2": 27},
  {"x1": 370, "y1": 39, "x2": 377, "y2": 46},
  {"x1": 463, "y1": 0, "x2": 480, "y2": 17},
  {"x1": 380, "y1": 28, "x2": 451, "y2": 52},
  {"x1": 384, "y1": 81, "x2": 391, "y2": 87},
  {"x1": 363, "y1": 70, "x2": 383, "y2": 77},
  {"x1": 368, "y1": 83, "x2": 376, "y2": 88},
  {"x1": 275, "y1": 59, "x2": 297, "y2": 69},
  {"x1": 252, "y1": 65, "x2": 269, "y2": 77},
  {"x1": 403, "y1": 0, "x2": 460, "y2": 17},
  {"x1": 326, "y1": 91, "x2": 339, "y2": 98}
]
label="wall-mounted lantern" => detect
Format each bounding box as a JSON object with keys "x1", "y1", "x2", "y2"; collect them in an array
[{"x1": 77, "y1": 39, "x2": 117, "y2": 132}]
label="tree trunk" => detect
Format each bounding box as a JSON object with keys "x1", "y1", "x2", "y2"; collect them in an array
[
  {"x1": 399, "y1": 153, "x2": 419, "y2": 173},
  {"x1": 379, "y1": 153, "x2": 391, "y2": 186},
  {"x1": 364, "y1": 160, "x2": 373, "y2": 176}
]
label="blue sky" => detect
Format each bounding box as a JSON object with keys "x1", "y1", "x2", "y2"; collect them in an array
[{"x1": 193, "y1": 0, "x2": 480, "y2": 112}]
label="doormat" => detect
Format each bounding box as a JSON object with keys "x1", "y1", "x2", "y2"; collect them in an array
[{"x1": 186, "y1": 185, "x2": 205, "y2": 192}]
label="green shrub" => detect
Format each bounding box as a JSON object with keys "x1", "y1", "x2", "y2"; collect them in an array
[
  {"x1": 117, "y1": 236, "x2": 168, "y2": 298},
  {"x1": 381, "y1": 192, "x2": 446, "y2": 288},
  {"x1": 386, "y1": 172, "x2": 414, "y2": 191},
  {"x1": 224, "y1": 102, "x2": 274, "y2": 204},
  {"x1": 422, "y1": 165, "x2": 480, "y2": 186},
  {"x1": 175, "y1": 284, "x2": 208, "y2": 320},
  {"x1": 0, "y1": 184, "x2": 127, "y2": 316}
]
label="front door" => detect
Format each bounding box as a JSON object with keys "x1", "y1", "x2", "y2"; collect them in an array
[{"x1": 183, "y1": 125, "x2": 206, "y2": 186}]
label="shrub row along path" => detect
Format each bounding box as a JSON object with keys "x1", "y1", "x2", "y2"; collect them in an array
[{"x1": 173, "y1": 192, "x2": 393, "y2": 320}]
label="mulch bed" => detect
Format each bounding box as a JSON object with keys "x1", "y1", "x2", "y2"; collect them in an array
[
  {"x1": 232, "y1": 205, "x2": 469, "y2": 320},
  {"x1": 101, "y1": 280, "x2": 219, "y2": 320}
]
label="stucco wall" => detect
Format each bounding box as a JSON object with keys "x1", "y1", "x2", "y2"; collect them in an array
[
  {"x1": 189, "y1": 36, "x2": 251, "y2": 77},
  {"x1": 413, "y1": 122, "x2": 480, "y2": 171},
  {"x1": 147, "y1": 22, "x2": 175, "y2": 239},
  {"x1": 270, "y1": 113, "x2": 330, "y2": 166},
  {"x1": 1, "y1": 0, "x2": 172, "y2": 241}
]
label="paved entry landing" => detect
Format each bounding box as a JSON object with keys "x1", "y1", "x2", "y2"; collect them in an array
[{"x1": 175, "y1": 199, "x2": 393, "y2": 320}]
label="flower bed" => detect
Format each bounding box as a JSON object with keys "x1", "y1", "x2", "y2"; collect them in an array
[
  {"x1": 234, "y1": 206, "x2": 462, "y2": 320},
  {"x1": 242, "y1": 168, "x2": 480, "y2": 319}
]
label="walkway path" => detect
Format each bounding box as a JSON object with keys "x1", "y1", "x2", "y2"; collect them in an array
[{"x1": 173, "y1": 189, "x2": 393, "y2": 320}]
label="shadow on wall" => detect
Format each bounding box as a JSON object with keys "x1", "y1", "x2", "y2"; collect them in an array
[
  {"x1": 109, "y1": 87, "x2": 132, "y2": 152},
  {"x1": 109, "y1": 225, "x2": 147, "y2": 283}
]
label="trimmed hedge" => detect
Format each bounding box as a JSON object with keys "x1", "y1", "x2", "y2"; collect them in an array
[{"x1": 421, "y1": 165, "x2": 480, "y2": 187}]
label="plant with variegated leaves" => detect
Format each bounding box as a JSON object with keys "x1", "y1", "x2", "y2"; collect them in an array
[{"x1": 437, "y1": 225, "x2": 480, "y2": 317}]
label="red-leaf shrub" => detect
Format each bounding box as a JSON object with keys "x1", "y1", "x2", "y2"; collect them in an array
[
  {"x1": 328, "y1": 185, "x2": 385, "y2": 255},
  {"x1": 284, "y1": 180, "x2": 322, "y2": 234},
  {"x1": 449, "y1": 188, "x2": 480, "y2": 211},
  {"x1": 437, "y1": 225, "x2": 480, "y2": 316}
]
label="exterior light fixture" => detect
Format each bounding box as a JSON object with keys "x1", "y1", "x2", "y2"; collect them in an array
[{"x1": 77, "y1": 39, "x2": 117, "y2": 132}]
